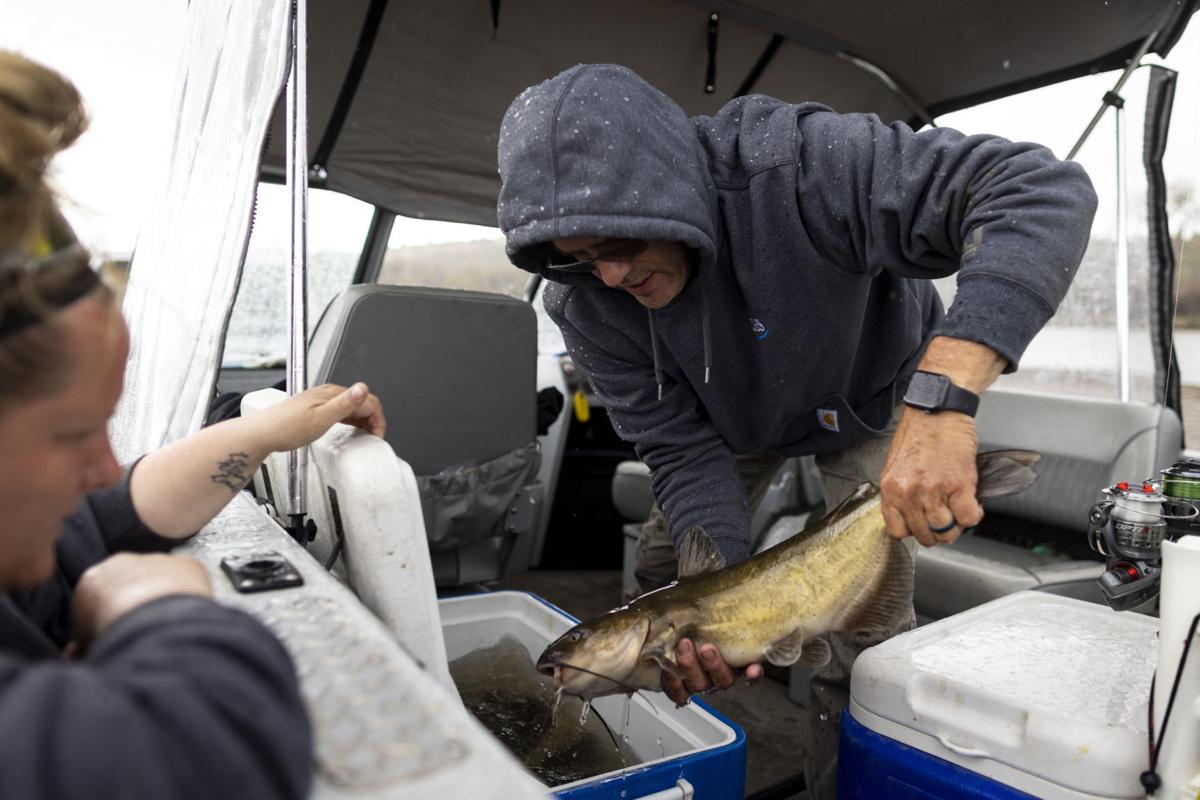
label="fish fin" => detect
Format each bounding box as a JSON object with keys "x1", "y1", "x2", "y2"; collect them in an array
[
  {"x1": 796, "y1": 638, "x2": 832, "y2": 669},
  {"x1": 820, "y1": 482, "x2": 878, "y2": 526},
  {"x1": 763, "y1": 628, "x2": 807, "y2": 667},
  {"x1": 639, "y1": 620, "x2": 683, "y2": 678},
  {"x1": 641, "y1": 646, "x2": 681, "y2": 679},
  {"x1": 975, "y1": 449, "x2": 1041, "y2": 501},
  {"x1": 677, "y1": 526, "x2": 726, "y2": 578},
  {"x1": 842, "y1": 535, "x2": 914, "y2": 634}
]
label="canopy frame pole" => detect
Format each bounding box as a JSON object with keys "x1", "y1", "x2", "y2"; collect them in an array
[
  {"x1": 1067, "y1": 32, "x2": 1156, "y2": 160},
  {"x1": 285, "y1": 0, "x2": 311, "y2": 544},
  {"x1": 836, "y1": 52, "x2": 935, "y2": 127},
  {"x1": 1115, "y1": 97, "x2": 1131, "y2": 402}
]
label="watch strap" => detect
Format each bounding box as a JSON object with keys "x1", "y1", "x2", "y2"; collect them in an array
[
  {"x1": 939, "y1": 378, "x2": 980, "y2": 416},
  {"x1": 903, "y1": 370, "x2": 980, "y2": 417}
]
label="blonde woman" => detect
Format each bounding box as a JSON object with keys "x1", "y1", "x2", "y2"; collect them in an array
[{"x1": 0, "y1": 51, "x2": 384, "y2": 799}]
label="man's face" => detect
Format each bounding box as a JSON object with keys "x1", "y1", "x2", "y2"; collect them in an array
[
  {"x1": 551, "y1": 237, "x2": 692, "y2": 309},
  {"x1": 0, "y1": 296, "x2": 127, "y2": 589}
]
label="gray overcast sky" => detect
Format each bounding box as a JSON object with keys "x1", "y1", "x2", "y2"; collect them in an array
[{"x1": 3, "y1": 0, "x2": 1199, "y2": 254}]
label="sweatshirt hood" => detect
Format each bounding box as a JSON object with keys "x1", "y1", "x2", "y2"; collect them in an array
[{"x1": 497, "y1": 64, "x2": 719, "y2": 286}]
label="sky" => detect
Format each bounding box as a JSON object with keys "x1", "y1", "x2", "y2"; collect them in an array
[{"x1": 3, "y1": 0, "x2": 1199, "y2": 256}]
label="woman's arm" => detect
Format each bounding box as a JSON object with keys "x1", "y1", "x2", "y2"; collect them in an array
[{"x1": 130, "y1": 382, "x2": 385, "y2": 538}]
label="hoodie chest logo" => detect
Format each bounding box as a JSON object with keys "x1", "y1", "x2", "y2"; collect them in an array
[{"x1": 749, "y1": 318, "x2": 769, "y2": 341}]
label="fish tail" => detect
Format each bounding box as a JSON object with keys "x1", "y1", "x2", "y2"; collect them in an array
[{"x1": 975, "y1": 449, "x2": 1041, "y2": 501}]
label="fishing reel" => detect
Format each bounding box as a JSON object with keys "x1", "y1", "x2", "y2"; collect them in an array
[{"x1": 1086, "y1": 460, "x2": 1200, "y2": 611}]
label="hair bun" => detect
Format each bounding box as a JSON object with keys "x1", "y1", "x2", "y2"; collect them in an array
[{"x1": 0, "y1": 51, "x2": 88, "y2": 250}]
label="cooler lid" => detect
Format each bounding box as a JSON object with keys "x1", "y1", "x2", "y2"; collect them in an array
[{"x1": 851, "y1": 592, "x2": 1157, "y2": 798}]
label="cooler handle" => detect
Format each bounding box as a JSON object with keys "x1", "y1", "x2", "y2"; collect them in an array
[
  {"x1": 636, "y1": 778, "x2": 695, "y2": 800},
  {"x1": 936, "y1": 734, "x2": 991, "y2": 758}
]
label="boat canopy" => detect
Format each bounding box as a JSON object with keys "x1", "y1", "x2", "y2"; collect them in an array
[{"x1": 260, "y1": 0, "x2": 1198, "y2": 227}]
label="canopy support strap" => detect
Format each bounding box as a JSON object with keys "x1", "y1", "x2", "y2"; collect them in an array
[
  {"x1": 311, "y1": 0, "x2": 390, "y2": 175},
  {"x1": 705, "y1": 13, "x2": 719, "y2": 94},
  {"x1": 734, "y1": 34, "x2": 783, "y2": 98}
]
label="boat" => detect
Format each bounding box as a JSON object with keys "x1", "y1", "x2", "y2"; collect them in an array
[{"x1": 99, "y1": 0, "x2": 1200, "y2": 797}]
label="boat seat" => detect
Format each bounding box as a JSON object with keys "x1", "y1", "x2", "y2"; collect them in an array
[
  {"x1": 914, "y1": 387, "x2": 1183, "y2": 620},
  {"x1": 307, "y1": 284, "x2": 543, "y2": 588}
]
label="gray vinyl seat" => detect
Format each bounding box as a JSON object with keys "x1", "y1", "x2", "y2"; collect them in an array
[
  {"x1": 308, "y1": 284, "x2": 542, "y2": 588},
  {"x1": 914, "y1": 387, "x2": 1183, "y2": 620}
]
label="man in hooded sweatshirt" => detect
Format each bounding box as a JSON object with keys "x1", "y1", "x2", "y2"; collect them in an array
[{"x1": 497, "y1": 63, "x2": 1096, "y2": 796}]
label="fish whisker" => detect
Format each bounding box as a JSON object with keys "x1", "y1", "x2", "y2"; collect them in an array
[
  {"x1": 545, "y1": 656, "x2": 642, "y2": 695},
  {"x1": 590, "y1": 703, "x2": 621, "y2": 751}
]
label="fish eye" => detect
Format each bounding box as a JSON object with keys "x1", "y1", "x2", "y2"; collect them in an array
[{"x1": 568, "y1": 630, "x2": 587, "y2": 642}]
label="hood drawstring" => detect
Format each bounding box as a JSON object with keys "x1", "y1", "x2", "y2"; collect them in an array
[
  {"x1": 646, "y1": 282, "x2": 713, "y2": 403},
  {"x1": 647, "y1": 308, "x2": 665, "y2": 401}
]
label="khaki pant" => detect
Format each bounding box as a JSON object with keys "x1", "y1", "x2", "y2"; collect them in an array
[{"x1": 633, "y1": 410, "x2": 912, "y2": 800}]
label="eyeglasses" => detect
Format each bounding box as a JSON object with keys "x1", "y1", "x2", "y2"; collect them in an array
[{"x1": 545, "y1": 238, "x2": 648, "y2": 273}]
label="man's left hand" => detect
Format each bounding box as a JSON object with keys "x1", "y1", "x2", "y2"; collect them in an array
[
  {"x1": 879, "y1": 405, "x2": 981, "y2": 546},
  {"x1": 661, "y1": 638, "x2": 763, "y2": 705}
]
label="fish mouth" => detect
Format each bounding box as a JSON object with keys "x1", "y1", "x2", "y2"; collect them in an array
[{"x1": 536, "y1": 655, "x2": 562, "y2": 687}]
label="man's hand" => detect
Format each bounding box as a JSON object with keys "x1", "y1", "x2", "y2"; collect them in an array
[
  {"x1": 879, "y1": 408, "x2": 981, "y2": 546},
  {"x1": 880, "y1": 336, "x2": 1005, "y2": 546},
  {"x1": 248, "y1": 382, "x2": 387, "y2": 453},
  {"x1": 661, "y1": 638, "x2": 763, "y2": 705},
  {"x1": 71, "y1": 554, "x2": 212, "y2": 652}
]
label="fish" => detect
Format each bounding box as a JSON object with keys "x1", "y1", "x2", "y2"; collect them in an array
[{"x1": 536, "y1": 450, "x2": 1040, "y2": 699}]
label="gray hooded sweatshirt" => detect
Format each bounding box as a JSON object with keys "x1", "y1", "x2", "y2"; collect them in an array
[{"x1": 498, "y1": 64, "x2": 1097, "y2": 565}]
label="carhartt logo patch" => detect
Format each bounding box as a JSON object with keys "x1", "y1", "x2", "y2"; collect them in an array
[{"x1": 817, "y1": 408, "x2": 840, "y2": 432}]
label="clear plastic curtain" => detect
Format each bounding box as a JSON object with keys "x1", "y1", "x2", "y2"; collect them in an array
[{"x1": 111, "y1": 0, "x2": 292, "y2": 462}]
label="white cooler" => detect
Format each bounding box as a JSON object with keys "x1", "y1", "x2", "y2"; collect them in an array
[{"x1": 841, "y1": 591, "x2": 1158, "y2": 799}]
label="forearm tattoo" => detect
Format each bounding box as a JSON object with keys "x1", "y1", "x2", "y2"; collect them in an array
[{"x1": 210, "y1": 452, "x2": 252, "y2": 493}]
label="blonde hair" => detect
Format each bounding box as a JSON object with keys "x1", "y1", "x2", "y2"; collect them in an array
[
  {"x1": 0, "y1": 50, "x2": 87, "y2": 252},
  {"x1": 0, "y1": 51, "x2": 109, "y2": 405}
]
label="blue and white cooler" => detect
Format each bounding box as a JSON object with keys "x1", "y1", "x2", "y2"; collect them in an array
[
  {"x1": 839, "y1": 591, "x2": 1158, "y2": 799},
  {"x1": 441, "y1": 591, "x2": 747, "y2": 800}
]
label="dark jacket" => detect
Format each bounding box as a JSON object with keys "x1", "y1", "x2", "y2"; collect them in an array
[
  {"x1": 0, "y1": 472, "x2": 312, "y2": 799},
  {"x1": 498, "y1": 64, "x2": 1097, "y2": 563}
]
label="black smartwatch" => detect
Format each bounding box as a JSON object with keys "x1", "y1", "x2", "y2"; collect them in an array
[{"x1": 902, "y1": 371, "x2": 980, "y2": 417}]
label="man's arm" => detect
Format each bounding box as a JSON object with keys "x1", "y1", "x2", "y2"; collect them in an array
[
  {"x1": 131, "y1": 382, "x2": 384, "y2": 538},
  {"x1": 794, "y1": 111, "x2": 1096, "y2": 542}
]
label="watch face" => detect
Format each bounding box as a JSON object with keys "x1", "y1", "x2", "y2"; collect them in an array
[{"x1": 905, "y1": 372, "x2": 949, "y2": 410}]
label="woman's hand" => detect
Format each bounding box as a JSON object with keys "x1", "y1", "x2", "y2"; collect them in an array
[{"x1": 247, "y1": 382, "x2": 387, "y2": 453}]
